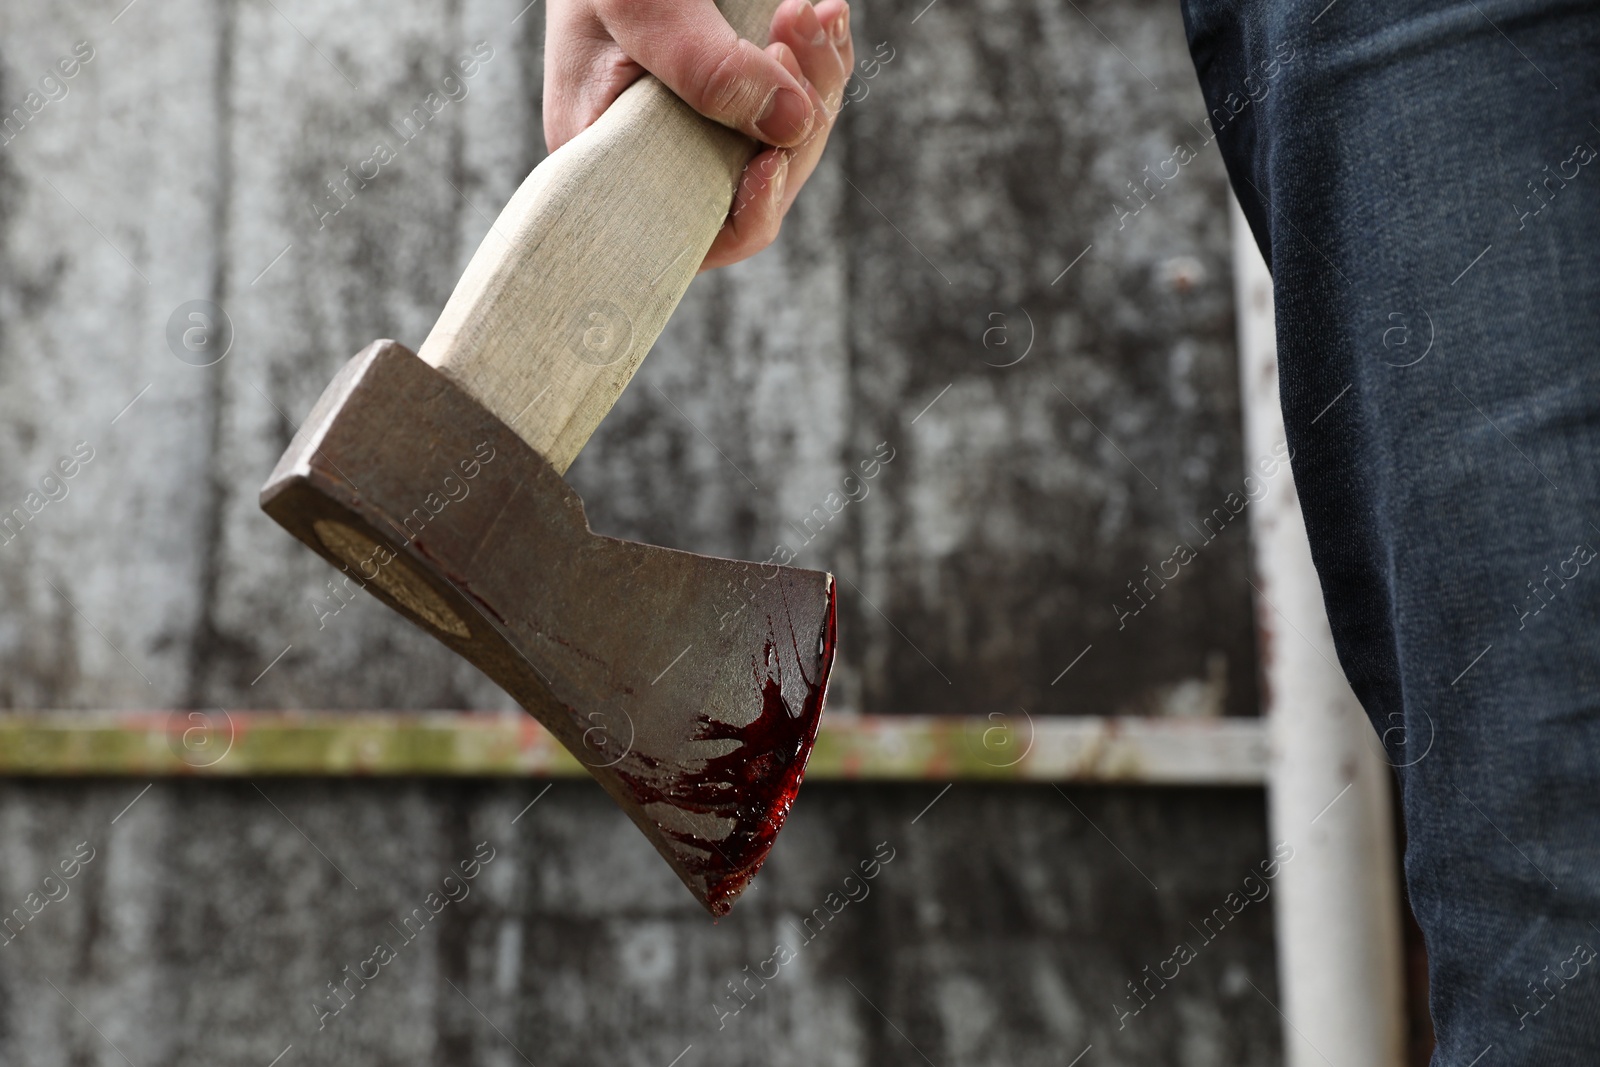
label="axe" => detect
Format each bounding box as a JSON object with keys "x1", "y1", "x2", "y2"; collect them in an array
[{"x1": 261, "y1": 0, "x2": 836, "y2": 916}]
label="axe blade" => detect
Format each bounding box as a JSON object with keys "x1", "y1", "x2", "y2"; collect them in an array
[{"x1": 261, "y1": 341, "x2": 836, "y2": 915}]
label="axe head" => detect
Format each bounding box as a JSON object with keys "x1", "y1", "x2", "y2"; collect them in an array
[{"x1": 261, "y1": 341, "x2": 836, "y2": 916}]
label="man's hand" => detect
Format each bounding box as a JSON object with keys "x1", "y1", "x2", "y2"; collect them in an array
[{"x1": 545, "y1": 0, "x2": 854, "y2": 270}]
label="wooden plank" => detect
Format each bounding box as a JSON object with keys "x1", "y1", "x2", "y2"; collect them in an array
[
  {"x1": 0, "y1": 775, "x2": 1283, "y2": 1066},
  {"x1": 833, "y1": 0, "x2": 1257, "y2": 722},
  {"x1": 0, "y1": 711, "x2": 1267, "y2": 782},
  {"x1": 0, "y1": 0, "x2": 223, "y2": 704},
  {"x1": 200, "y1": 0, "x2": 536, "y2": 711}
]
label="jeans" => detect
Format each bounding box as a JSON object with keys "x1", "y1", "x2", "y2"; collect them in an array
[{"x1": 1178, "y1": 0, "x2": 1600, "y2": 1060}]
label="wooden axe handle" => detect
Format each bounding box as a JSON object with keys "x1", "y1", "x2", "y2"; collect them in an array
[{"x1": 417, "y1": 0, "x2": 784, "y2": 474}]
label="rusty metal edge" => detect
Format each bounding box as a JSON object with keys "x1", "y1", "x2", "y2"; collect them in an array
[{"x1": 0, "y1": 712, "x2": 1266, "y2": 784}]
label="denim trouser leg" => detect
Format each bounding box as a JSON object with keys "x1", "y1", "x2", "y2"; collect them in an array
[{"x1": 1180, "y1": 0, "x2": 1600, "y2": 1060}]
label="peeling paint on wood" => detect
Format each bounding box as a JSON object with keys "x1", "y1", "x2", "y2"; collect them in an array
[{"x1": 0, "y1": 711, "x2": 1270, "y2": 782}]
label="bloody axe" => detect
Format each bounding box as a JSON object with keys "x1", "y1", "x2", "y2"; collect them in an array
[{"x1": 260, "y1": 0, "x2": 835, "y2": 916}]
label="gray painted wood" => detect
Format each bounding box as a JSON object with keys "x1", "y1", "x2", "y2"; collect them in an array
[
  {"x1": 0, "y1": 0, "x2": 1278, "y2": 1062},
  {"x1": 0, "y1": 779, "x2": 1282, "y2": 1066}
]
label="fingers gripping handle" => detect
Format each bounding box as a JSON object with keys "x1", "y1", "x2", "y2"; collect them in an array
[{"x1": 417, "y1": 0, "x2": 784, "y2": 475}]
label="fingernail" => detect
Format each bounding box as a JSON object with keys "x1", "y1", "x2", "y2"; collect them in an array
[
  {"x1": 798, "y1": 3, "x2": 827, "y2": 46},
  {"x1": 757, "y1": 86, "x2": 812, "y2": 144},
  {"x1": 772, "y1": 152, "x2": 792, "y2": 204},
  {"x1": 831, "y1": 6, "x2": 850, "y2": 46}
]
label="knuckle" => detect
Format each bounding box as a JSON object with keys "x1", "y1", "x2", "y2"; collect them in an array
[{"x1": 696, "y1": 41, "x2": 766, "y2": 122}]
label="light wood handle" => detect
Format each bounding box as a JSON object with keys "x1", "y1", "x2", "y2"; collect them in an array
[{"x1": 417, "y1": 0, "x2": 783, "y2": 474}]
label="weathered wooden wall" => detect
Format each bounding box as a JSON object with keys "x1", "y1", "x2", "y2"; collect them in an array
[
  {"x1": 0, "y1": 0, "x2": 1279, "y2": 1062},
  {"x1": 0, "y1": 780, "x2": 1285, "y2": 1067}
]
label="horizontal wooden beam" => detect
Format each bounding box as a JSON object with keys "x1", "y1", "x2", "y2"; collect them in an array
[{"x1": 0, "y1": 712, "x2": 1267, "y2": 784}]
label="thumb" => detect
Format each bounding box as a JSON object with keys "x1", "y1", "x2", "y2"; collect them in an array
[{"x1": 599, "y1": 0, "x2": 815, "y2": 146}]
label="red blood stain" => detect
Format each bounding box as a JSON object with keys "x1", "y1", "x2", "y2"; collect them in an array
[{"x1": 617, "y1": 581, "x2": 837, "y2": 916}]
